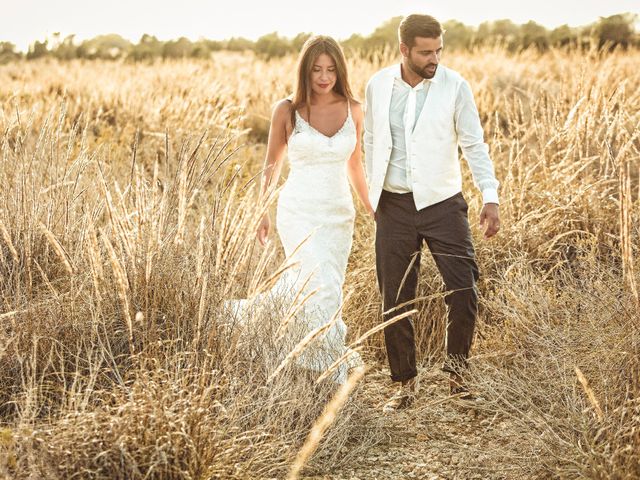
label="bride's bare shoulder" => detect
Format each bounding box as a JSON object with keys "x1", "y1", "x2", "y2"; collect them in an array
[
  {"x1": 348, "y1": 98, "x2": 362, "y2": 109},
  {"x1": 273, "y1": 98, "x2": 293, "y2": 112},
  {"x1": 349, "y1": 99, "x2": 363, "y2": 119},
  {"x1": 271, "y1": 98, "x2": 294, "y2": 122}
]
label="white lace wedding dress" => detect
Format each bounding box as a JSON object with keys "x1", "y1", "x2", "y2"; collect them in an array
[{"x1": 228, "y1": 101, "x2": 363, "y2": 384}]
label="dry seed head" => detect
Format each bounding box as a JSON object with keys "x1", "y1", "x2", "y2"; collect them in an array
[
  {"x1": 0, "y1": 220, "x2": 19, "y2": 264},
  {"x1": 39, "y1": 223, "x2": 75, "y2": 275}
]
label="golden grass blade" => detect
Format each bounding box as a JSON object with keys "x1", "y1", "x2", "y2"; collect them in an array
[
  {"x1": 619, "y1": 161, "x2": 638, "y2": 307},
  {"x1": 375, "y1": 310, "x2": 419, "y2": 330},
  {"x1": 196, "y1": 215, "x2": 206, "y2": 283},
  {"x1": 248, "y1": 260, "x2": 301, "y2": 299},
  {"x1": 288, "y1": 365, "x2": 367, "y2": 480},
  {"x1": 575, "y1": 366, "x2": 604, "y2": 422},
  {"x1": 395, "y1": 252, "x2": 419, "y2": 303}
]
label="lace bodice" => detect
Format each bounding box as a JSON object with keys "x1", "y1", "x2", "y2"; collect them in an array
[
  {"x1": 287, "y1": 103, "x2": 356, "y2": 165},
  {"x1": 282, "y1": 103, "x2": 357, "y2": 202}
]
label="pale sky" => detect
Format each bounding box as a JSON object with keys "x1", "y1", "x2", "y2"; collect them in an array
[{"x1": 3, "y1": 0, "x2": 639, "y2": 52}]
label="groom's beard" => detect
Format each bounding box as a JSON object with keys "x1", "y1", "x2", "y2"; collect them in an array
[{"x1": 408, "y1": 58, "x2": 438, "y2": 79}]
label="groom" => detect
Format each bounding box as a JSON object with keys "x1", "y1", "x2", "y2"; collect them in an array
[{"x1": 363, "y1": 14, "x2": 500, "y2": 410}]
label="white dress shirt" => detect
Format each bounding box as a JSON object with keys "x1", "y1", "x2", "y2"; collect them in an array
[{"x1": 384, "y1": 76, "x2": 430, "y2": 193}]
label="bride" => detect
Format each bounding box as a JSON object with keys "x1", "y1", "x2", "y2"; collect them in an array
[{"x1": 230, "y1": 35, "x2": 372, "y2": 384}]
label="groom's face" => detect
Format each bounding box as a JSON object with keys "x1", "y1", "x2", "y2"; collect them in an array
[{"x1": 402, "y1": 35, "x2": 443, "y2": 80}]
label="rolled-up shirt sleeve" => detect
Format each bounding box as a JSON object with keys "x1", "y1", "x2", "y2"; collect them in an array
[
  {"x1": 455, "y1": 80, "x2": 499, "y2": 205},
  {"x1": 363, "y1": 79, "x2": 374, "y2": 182}
]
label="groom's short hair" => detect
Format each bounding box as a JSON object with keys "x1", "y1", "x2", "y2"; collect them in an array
[{"x1": 399, "y1": 14, "x2": 443, "y2": 47}]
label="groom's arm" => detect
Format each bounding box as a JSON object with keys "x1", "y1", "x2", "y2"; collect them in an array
[
  {"x1": 455, "y1": 79, "x2": 500, "y2": 239},
  {"x1": 363, "y1": 80, "x2": 374, "y2": 183},
  {"x1": 454, "y1": 79, "x2": 499, "y2": 205}
]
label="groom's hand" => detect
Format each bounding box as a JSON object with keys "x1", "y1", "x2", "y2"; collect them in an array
[{"x1": 479, "y1": 203, "x2": 500, "y2": 239}]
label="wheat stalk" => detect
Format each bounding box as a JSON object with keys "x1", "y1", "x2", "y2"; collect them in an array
[
  {"x1": 100, "y1": 230, "x2": 134, "y2": 355},
  {"x1": 195, "y1": 274, "x2": 208, "y2": 348},
  {"x1": 619, "y1": 161, "x2": 638, "y2": 307},
  {"x1": 86, "y1": 225, "x2": 104, "y2": 303}
]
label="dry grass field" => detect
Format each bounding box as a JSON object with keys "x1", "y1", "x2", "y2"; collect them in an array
[{"x1": 0, "y1": 46, "x2": 638, "y2": 479}]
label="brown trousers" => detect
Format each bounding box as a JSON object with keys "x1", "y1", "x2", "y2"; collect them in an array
[{"x1": 375, "y1": 190, "x2": 479, "y2": 382}]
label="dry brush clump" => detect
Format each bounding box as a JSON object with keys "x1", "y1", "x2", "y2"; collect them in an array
[
  {"x1": 0, "y1": 103, "x2": 378, "y2": 479},
  {"x1": 0, "y1": 46, "x2": 639, "y2": 478},
  {"x1": 458, "y1": 248, "x2": 639, "y2": 478}
]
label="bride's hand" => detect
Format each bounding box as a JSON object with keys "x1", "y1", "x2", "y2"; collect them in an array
[
  {"x1": 257, "y1": 214, "x2": 271, "y2": 245},
  {"x1": 366, "y1": 204, "x2": 376, "y2": 221}
]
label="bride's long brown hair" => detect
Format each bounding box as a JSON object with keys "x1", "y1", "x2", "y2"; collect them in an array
[{"x1": 290, "y1": 35, "x2": 355, "y2": 128}]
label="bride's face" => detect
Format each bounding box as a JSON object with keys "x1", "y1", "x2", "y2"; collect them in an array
[{"x1": 309, "y1": 53, "x2": 337, "y2": 95}]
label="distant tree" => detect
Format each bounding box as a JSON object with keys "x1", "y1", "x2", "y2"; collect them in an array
[
  {"x1": 225, "y1": 37, "x2": 254, "y2": 52},
  {"x1": 129, "y1": 34, "x2": 163, "y2": 61},
  {"x1": 475, "y1": 21, "x2": 491, "y2": 45},
  {"x1": 550, "y1": 24, "x2": 578, "y2": 47},
  {"x1": 27, "y1": 39, "x2": 49, "y2": 59},
  {"x1": 191, "y1": 40, "x2": 218, "y2": 59},
  {"x1": 367, "y1": 16, "x2": 402, "y2": 52},
  {"x1": 592, "y1": 13, "x2": 637, "y2": 50},
  {"x1": 201, "y1": 39, "x2": 224, "y2": 52},
  {"x1": 163, "y1": 37, "x2": 194, "y2": 58},
  {"x1": 521, "y1": 21, "x2": 549, "y2": 51},
  {"x1": 291, "y1": 32, "x2": 312, "y2": 52},
  {"x1": 255, "y1": 32, "x2": 292, "y2": 59},
  {"x1": 341, "y1": 33, "x2": 366, "y2": 54},
  {"x1": 16, "y1": 12, "x2": 640, "y2": 64},
  {"x1": 476, "y1": 19, "x2": 521, "y2": 50},
  {"x1": 52, "y1": 34, "x2": 78, "y2": 60},
  {"x1": 442, "y1": 20, "x2": 473, "y2": 50},
  {"x1": 77, "y1": 34, "x2": 132, "y2": 59},
  {"x1": 0, "y1": 42, "x2": 21, "y2": 64},
  {"x1": 491, "y1": 19, "x2": 521, "y2": 50}
]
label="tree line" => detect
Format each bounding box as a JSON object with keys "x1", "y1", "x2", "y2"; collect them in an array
[{"x1": 0, "y1": 13, "x2": 637, "y2": 64}]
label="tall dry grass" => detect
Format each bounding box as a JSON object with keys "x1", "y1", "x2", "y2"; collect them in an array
[
  {"x1": 0, "y1": 46, "x2": 638, "y2": 478},
  {"x1": 0, "y1": 102, "x2": 377, "y2": 478}
]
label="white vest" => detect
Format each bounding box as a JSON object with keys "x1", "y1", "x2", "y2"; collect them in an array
[{"x1": 364, "y1": 64, "x2": 467, "y2": 211}]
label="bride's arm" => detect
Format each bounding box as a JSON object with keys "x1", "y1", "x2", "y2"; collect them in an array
[
  {"x1": 347, "y1": 102, "x2": 374, "y2": 218},
  {"x1": 257, "y1": 100, "x2": 291, "y2": 245}
]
